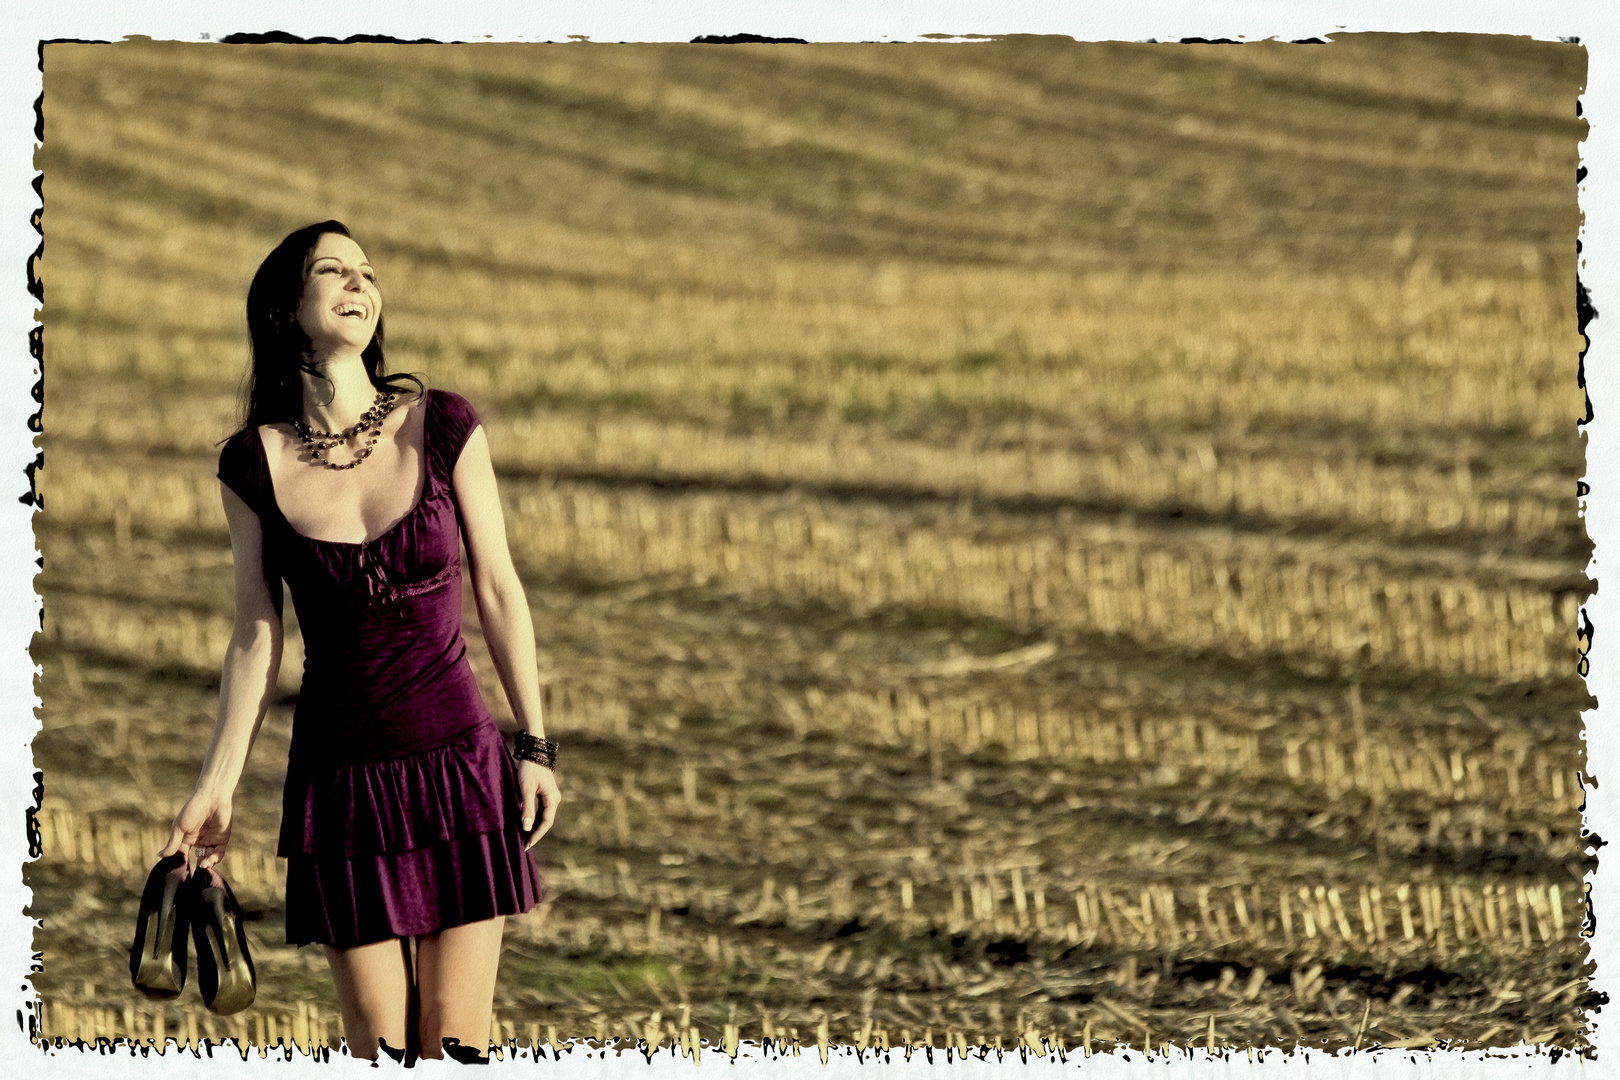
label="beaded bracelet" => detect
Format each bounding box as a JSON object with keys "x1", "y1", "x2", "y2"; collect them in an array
[{"x1": 512, "y1": 731, "x2": 559, "y2": 770}]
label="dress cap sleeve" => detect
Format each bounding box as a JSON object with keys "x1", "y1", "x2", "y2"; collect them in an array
[
  {"x1": 217, "y1": 427, "x2": 269, "y2": 519},
  {"x1": 427, "y1": 389, "x2": 483, "y2": 477}
]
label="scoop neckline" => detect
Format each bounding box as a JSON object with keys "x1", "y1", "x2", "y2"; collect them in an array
[{"x1": 255, "y1": 388, "x2": 435, "y2": 548}]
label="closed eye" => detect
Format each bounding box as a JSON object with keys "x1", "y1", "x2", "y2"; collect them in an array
[{"x1": 312, "y1": 267, "x2": 378, "y2": 290}]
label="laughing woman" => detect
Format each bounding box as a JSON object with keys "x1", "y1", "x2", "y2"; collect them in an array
[{"x1": 160, "y1": 221, "x2": 561, "y2": 1062}]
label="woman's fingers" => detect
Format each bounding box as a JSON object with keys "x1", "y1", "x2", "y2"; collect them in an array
[
  {"x1": 158, "y1": 793, "x2": 233, "y2": 863},
  {"x1": 518, "y1": 767, "x2": 562, "y2": 849},
  {"x1": 527, "y1": 806, "x2": 557, "y2": 846},
  {"x1": 195, "y1": 823, "x2": 234, "y2": 867},
  {"x1": 520, "y1": 786, "x2": 538, "y2": 833},
  {"x1": 157, "y1": 826, "x2": 186, "y2": 859},
  {"x1": 533, "y1": 806, "x2": 557, "y2": 841},
  {"x1": 533, "y1": 773, "x2": 562, "y2": 841},
  {"x1": 522, "y1": 791, "x2": 545, "y2": 850},
  {"x1": 158, "y1": 819, "x2": 198, "y2": 859}
]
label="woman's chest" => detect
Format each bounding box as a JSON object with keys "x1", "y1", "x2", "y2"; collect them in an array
[
  {"x1": 275, "y1": 477, "x2": 462, "y2": 598},
  {"x1": 263, "y1": 433, "x2": 427, "y2": 545}
]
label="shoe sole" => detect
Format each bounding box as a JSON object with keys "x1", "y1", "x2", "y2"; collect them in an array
[
  {"x1": 198, "y1": 886, "x2": 255, "y2": 1015},
  {"x1": 132, "y1": 869, "x2": 186, "y2": 998}
]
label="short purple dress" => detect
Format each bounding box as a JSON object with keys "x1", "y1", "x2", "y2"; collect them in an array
[{"x1": 217, "y1": 389, "x2": 542, "y2": 949}]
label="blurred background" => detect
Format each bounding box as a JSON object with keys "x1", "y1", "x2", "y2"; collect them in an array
[{"x1": 31, "y1": 34, "x2": 1594, "y2": 1057}]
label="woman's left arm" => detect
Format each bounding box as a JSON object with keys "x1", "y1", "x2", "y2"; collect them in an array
[{"x1": 453, "y1": 424, "x2": 561, "y2": 847}]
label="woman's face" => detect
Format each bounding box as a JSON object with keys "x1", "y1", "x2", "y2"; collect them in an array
[{"x1": 295, "y1": 232, "x2": 381, "y2": 356}]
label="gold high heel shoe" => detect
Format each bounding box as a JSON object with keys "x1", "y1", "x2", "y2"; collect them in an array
[
  {"x1": 186, "y1": 866, "x2": 257, "y2": 1015},
  {"x1": 129, "y1": 852, "x2": 190, "y2": 998}
]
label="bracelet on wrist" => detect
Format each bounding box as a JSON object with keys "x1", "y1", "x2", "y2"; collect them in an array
[{"x1": 512, "y1": 731, "x2": 558, "y2": 770}]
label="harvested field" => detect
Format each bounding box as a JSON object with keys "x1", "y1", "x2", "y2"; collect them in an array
[{"x1": 30, "y1": 34, "x2": 1594, "y2": 1059}]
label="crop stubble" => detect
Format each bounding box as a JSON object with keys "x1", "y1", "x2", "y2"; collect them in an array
[{"x1": 30, "y1": 34, "x2": 1592, "y2": 1056}]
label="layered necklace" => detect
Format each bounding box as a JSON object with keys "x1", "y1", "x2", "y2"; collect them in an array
[{"x1": 292, "y1": 390, "x2": 399, "y2": 470}]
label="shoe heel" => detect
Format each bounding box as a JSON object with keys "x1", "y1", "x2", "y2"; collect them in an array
[
  {"x1": 131, "y1": 858, "x2": 188, "y2": 999},
  {"x1": 192, "y1": 873, "x2": 256, "y2": 1015}
]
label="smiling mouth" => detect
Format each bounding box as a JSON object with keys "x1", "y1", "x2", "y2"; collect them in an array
[{"x1": 334, "y1": 303, "x2": 368, "y2": 319}]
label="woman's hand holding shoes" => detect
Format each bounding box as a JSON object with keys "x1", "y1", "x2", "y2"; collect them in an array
[{"x1": 161, "y1": 788, "x2": 234, "y2": 870}]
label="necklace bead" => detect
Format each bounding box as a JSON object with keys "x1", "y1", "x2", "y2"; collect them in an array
[{"x1": 293, "y1": 390, "x2": 399, "y2": 471}]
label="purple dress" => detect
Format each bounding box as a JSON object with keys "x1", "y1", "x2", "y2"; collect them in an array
[{"x1": 217, "y1": 389, "x2": 542, "y2": 949}]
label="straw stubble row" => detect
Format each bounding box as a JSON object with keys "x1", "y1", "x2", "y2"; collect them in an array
[
  {"x1": 531, "y1": 857, "x2": 1581, "y2": 961},
  {"x1": 34, "y1": 594, "x2": 1587, "y2": 826},
  {"x1": 34, "y1": 998, "x2": 330, "y2": 1058},
  {"x1": 496, "y1": 480, "x2": 1580, "y2": 682},
  {"x1": 39, "y1": 450, "x2": 1583, "y2": 682},
  {"x1": 780, "y1": 685, "x2": 1588, "y2": 815},
  {"x1": 42, "y1": 259, "x2": 1582, "y2": 440},
  {"x1": 42, "y1": 407, "x2": 1576, "y2": 543},
  {"x1": 33, "y1": 803, "x2": 1580, "y2": 963},
  {"x1": 31, "y1": 996, "x2": 1072, "y2": 1063}
]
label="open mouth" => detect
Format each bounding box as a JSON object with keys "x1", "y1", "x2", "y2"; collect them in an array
[{"x1": 334, "y1": 303, "x2": 368, "y2": 319}]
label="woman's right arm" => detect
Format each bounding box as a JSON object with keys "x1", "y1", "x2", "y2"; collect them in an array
[{"x1": 159, "y1": 482, "x2": 284, "y2": 869}]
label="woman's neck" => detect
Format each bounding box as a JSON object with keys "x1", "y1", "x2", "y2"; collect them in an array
[{"x1": 299, "y1": 352, "x2": 380, "y2": 431}]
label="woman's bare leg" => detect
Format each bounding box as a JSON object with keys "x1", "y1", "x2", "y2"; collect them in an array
[
  {"x1": 415, "y1": 916, "x2": 505, "y2": 1060},
  {"x1": 324, "y1": 938, "x2": 411, "y2": 1060}
]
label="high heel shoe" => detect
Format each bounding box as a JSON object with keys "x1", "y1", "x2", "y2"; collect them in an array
[
  {"x1": 129, "y1": 852, "x2": 190, "y2": 999},
  {"x1": 186, "y1": 866, "x2": 257, "y2": 1015}
]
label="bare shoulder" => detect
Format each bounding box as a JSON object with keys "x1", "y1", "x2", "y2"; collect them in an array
[
  {"x1": 394, "y1": 385, "x2": 430, "y2": 427},
  {"x1": 256, "y1": 421, "x2": 295, "y2": 456}
]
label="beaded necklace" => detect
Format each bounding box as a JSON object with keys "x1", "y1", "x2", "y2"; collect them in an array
[{"x1": 291, "y1": 390, "x2": 399, "y2": 470}]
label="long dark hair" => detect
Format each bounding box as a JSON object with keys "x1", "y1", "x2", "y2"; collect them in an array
[{"x1": 240, "y1": 220, "x2": 421, "y2": 430}]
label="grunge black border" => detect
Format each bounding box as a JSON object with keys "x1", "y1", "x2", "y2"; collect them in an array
[{"x1": 19, "y1": 30, "x2": 1604, "y2": 1062}]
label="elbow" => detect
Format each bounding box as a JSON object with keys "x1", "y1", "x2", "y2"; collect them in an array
[
  {"x1": 231, "y1": 611, "x2": 283, "y2": 656},
  {"x1": 474, "y1": 568, "x2": 527, "y2": 619},
  {"x1": 223, "y1": 615, "x2": 282, "y2": 699}
]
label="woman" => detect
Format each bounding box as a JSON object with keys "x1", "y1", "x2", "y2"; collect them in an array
[{"x1": 160, "y1": 221, "x2": 561, "y2": 1062}]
